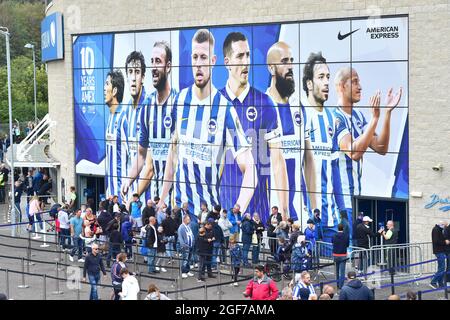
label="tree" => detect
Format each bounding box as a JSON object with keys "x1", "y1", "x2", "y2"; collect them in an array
[{"x1": 0, "y1": 0, "x2": 48, "y2": 131}]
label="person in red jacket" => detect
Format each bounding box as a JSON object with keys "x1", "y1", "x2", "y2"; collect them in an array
[{"x1": 243, "y1": 265, "x2": 279, "y2": 300}]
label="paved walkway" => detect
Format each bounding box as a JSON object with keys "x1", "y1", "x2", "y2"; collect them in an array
[{"x1": 0, "y1": 202, "x2": 447, "y2": 301}]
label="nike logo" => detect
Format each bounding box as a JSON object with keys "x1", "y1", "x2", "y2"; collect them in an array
[
  {"x1": 181, "y1": 117, "x2": 189, "y2": 121},
  {"x1": 337, "y1": 29, "x2": 360, "y2": 40}
]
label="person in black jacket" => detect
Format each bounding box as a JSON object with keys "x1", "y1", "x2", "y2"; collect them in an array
[
  {"x1": 354, "y1": 216, "x2": 376, "y2": 269},
  {"x1": 430, "y1": 221, "x2": 449, "y2": 288},
  {"x1": 332, "y1": 223, "x2": 349, "y2": 289},
  {"x1": 241, "y1": 213, "x2": 255, "y2": 267},
  {"x1": 339, "y1": 271, "x2": 374, "y2": 301},
  {"x1": 107, "y1": 223, "x2": 123, "y2": 268},
  {"x1": 210, "y1": 218, "x2": 224, "y2": 269},
  {"x1": 196, "y1": 225, "x2": 216, "y2": 282},
  {"x1": 142, "y1": 200, "x2": 156, "y2": 226},
  {"x1": 146, "y1": 217, "x2": 159, "y2": 274},
  {"x1": 161, "y1": 209, "x2": 178, "y2": 260},
  {"x1": 252, "y1": 213, "x2": 265, "y2": 265},
  {"x1": 379, "y1": 220, "x2": 399, "y2": 274},
  {"x1": 82, "y1": 243, "x2": 107, "y2": 300}
]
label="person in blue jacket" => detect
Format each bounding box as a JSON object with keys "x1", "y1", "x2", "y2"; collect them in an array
[
  {"x1": 121, "y1": 216, "x2": 133, "y2": 260},
  {"x1": 229, "y1": 238, "x2": 243, "y2": 286},
  {"x1": 228, "y1": 205, "x2": 242, "y2": 243}
]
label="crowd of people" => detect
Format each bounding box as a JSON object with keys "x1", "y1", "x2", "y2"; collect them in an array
[{"x1": 3, "y1": 171, "x2": 448, "y2": 300}]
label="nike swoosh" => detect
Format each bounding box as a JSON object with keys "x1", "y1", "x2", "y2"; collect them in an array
[
  {"x1": 337, "y1": 29, "x2": 360, "y2": 40},
  {"x1": 181, "y1": 118, "x2": 189, "y2": 121}
]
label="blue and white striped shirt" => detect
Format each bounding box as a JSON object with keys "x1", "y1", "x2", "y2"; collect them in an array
[
  {"x1": 334, "y1": 107, "x2": 368, "y2": 209},
  {"x1": 105, "y1": 104, "x2": 129, "y2": 202},
  {"x1": 126, "y1": 87, "x2": 147, "y2": 197},
  {"x1": 293, "y1": 281, "x2": 316, "y2": 298},
  {"x1": 171, "y1": 85, "x2": 250, "y2": 215},
  {"x1": 138, "y1": 88, "x2": 178, "y2": 202},
  {"x1": 304, "y1": 104, "x2": 346, "y2": 228},
  {"x1": 267, "y1": 92, "x2": 310, "y2": 224}
]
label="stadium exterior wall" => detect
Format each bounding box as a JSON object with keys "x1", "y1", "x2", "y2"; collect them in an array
[{"x1": 45, "y1": 0, "x2": 450, "y2": 244}]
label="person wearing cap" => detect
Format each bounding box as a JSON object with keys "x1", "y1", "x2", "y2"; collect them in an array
[
  {"x1": 355, "y1": 216, "x2": 376, "y2": 271},
  {"x1": 291, "y1": 235, "x2": 311, "y2": 273},
  {"x1": 304, "y1": 219, "x2": 316, "y2": 252},
  {"x1": 312, "y1": 208, "x2": 323, "y2": 241},
  {"x1": 339, "y1": 271, "x2": 374, "y2": 300}
]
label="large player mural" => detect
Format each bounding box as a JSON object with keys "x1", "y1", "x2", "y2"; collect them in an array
[{"x1": 73, "y1": 16, "x2": 408, "y2": 239}]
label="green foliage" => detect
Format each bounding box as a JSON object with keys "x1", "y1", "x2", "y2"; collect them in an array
[{"x1": 0, "y1": 0, "x2": 48, "y2": 124}]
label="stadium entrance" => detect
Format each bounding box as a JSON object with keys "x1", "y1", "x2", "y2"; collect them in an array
[
  {"x1": 355, "y1": 197, "x2": 409, "y2": 245},
  {"x1": 77, "y1": 175, "x2": 105, "y2": 212}
]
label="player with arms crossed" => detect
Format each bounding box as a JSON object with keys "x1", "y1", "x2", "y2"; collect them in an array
[
  {"x1": 266, "y1": 41, "x2": 318, "y2": 227},
  {"x1": 122, "y1": 41, "x2": 177, "y2": 205},
  {"x1": 219, "y1": 32, "x2": 289, "y2": 223},
  {"x1": 157, "y1": 29, "x2": 257, "y2": 215},
  {"x1": 104, "y1": 70, "x2": 129, "y2": 202}
]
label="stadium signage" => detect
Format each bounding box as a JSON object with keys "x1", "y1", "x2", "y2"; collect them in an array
[
  {"x1": 424, "y1": 194, "x2": 450, "y2": 212},
  {"x1": 366, "y1": 25, "x2": 399, "y2": 39},
  {"x1": 41, "y1": 12, "x2": 64, "y2": 62}
]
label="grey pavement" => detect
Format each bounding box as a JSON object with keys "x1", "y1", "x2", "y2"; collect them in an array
[{"x1": 0, "y1": 201, "x2": 448, "y2": 301}]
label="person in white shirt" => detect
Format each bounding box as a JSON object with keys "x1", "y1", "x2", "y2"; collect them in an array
[
  {"x1": 58, "y1": 207, "x2": 71, "y2": 250},
  {"x1": 119, "y1": 268, "x2": 140, "y2": 300}
]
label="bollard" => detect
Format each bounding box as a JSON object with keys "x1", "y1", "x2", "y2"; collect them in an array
[
  {"x1": 281, "y1": 262, "x2": 285, "y2": 289},
  {"x1": 137, "y1": 272, "x2": 142, "y2": 300},
  {"x1": 371, "y1": 288, "x2": 376, "y2": 300},
  {"x1": 170, "y1": 256, "x2": 174, "y2": 282},
  {"x1": 43, "y1": 274, "x2": 47, "y2": 300},
  {"x1": 204, "y1": 283, "x2": 208, "y2": 300},
  {"x1": 27, "y1": 232, "x2": 34, "y2": 269},
  {"x1": 5, "y1": 269, "x2": 10, "y2": 299},
  {"x1": 18, "y1": 258, "x2": 29, "y2": 289},
  {"x1": 164, "y1": 291, "x2": 169, "y2": 300},
  {"x1": 77, "y1": 286, "x2": 81, "y2": 301},
  {"x1": 134, "y1": 242, "x2": 138, "y2": 273},
  {"x1": 52, "y1": 262, "x2": 64, "y2": 295},
  {"x1": 390, "y1": 270, "x2": 395, "y2": 295},
  {"x1": 216, "y1": 262, "x2": 223, "y2": 299},
  {"x1": 418, "y1": 291, "x2": 422, "y2": 300},
  {"x1": 179, "y1": 258, "x2": 185, "y2": 300},
  {"x1": 320, "y1": 282, "x2": 324, "y2": 295},
  {"x1": 175, "y1": 277, "x2": 179, "y2": 300},
  {"x1": 445, "y1": 272, "x2": 449, "y2": 300}
]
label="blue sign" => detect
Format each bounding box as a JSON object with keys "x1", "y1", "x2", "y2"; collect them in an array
[
  {"x1": 41, "y1": 12, "x2": 64, "y2": 62},
  {"x1": 424, "y1": 194, "x2": 450, "y2": 212}
]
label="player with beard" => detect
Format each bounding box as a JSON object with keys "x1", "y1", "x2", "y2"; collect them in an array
[
  {"x1": 122, "y1": 41, "x2": 177, "y2": 205},
  {"x1": 104, "y1": 70, "x2": 129, "y2": 202},
  {"x1": 266, "y1": 41, "x2": 318, "y2": 227},
  {"x1": 219, "y1": 32, "x2": 289, "y2": 224},
  {"x1": 157, "y1": 29, "x2": 256, "y2": 215},
  {"x1": 333, "y1": 67, "x2": 402, "y2": 240},
  {"x1": 123, "y1": 51, "x2": 147, "y2": 200},
  {"x1": 302, "y1": 52, "x2": 346, "y2": 243}
]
